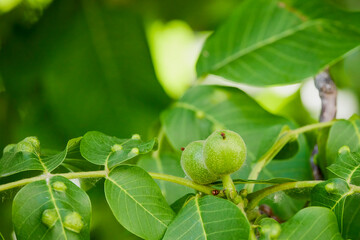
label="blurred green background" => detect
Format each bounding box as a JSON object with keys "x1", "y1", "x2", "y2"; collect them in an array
[{"x1": 0, "y1": 0, "x2": 359, "y2": 239}]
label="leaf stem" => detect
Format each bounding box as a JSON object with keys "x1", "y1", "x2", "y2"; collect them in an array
[
  {"x1": 0, "y1": 171, "x2": 107, "y2": 192},
  {"x1": 149, "y1": 172, "x2": 225, "y2": 197},
  {"x1": 222, "y1": 174, "x2": 237, "y2": 200},
  {"x1": 246, "y1": 180, "x2": 321, "y2": 210},
  {"x1": 244, "y1": 121, "x2": 336, "y2": 193},
  {"x1": 0, "y1": 170, "x2": 224, "y2": 197}
]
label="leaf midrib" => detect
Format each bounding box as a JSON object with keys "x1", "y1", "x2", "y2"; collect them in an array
[
  {"x1": 195, "y1": 196, "x2": 207, "y2": 240},
  {"x1": 46, "y1": 180, "x2": 68, "y2": 240}
]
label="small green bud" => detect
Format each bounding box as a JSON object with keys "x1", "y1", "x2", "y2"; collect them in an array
[
  {"x1": 338, "y1": 145, "x2": 350, "y2": 155},
  {"x1": 195, "y1": 111, "x2": 205, "y2": 119},
  {"x1": 131, "y1": 147, "x2": 139, "y2": 155},
  {"x1": 111, "y1": 144, "x2": 123, "y2": 152},
  {"x1": 53, "y1": 181, "x2": 67, "y2": 192},
  {"x1": 64, "y1": 212, "x2": 84, "y2": 233},
  {"x1": 42, "y1": 209, "x2": 58, "y2": 228},
  {"x1": 325, "y1": 182, "x2": 336, "y2": 194},
  {"x1": 131, "y1": 134, "x2": 141, "y2": 140},
  {"x1": 239, "y1": 189, "x2": 248, "y2": 198}
]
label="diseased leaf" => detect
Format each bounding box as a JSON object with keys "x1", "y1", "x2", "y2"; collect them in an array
[
  {"x1": 311, "y1": 178, "x2": 360, "y2": 239},
  {"x1": 328, "y1": 146, "x2": 360, "y2": 185},
  {"x1": 137, "y1": 153, "x2": 194, "y2": 204},
  {"x1": 278, "y1": 207, "x2": 342, "y2": 239},
  {"x1": 163, "y1": 195, "x2": 251, "y2": 240},
  {"x1": 80, "y1": 131, "x2": 156, "y2": 168},
  {"x1": 196, "y1": 0, "x2": 360, "y2": 86},
  {"x1": 0, "y1": 137, "x2": 81, "y2": 177},
  {"x1": 12, "y1": 176, "x2": 91, "y2": 240},
  {"x1": 105, "y1": 165, "x2": 175, "y2": 240}
]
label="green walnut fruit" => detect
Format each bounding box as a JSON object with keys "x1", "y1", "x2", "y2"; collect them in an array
[
  {"x1": 181, "y1": 141, "x2": 219, "y2": 184},
  {"x1": 203, "y1": 130, "x2": 246, "y2": 176}
]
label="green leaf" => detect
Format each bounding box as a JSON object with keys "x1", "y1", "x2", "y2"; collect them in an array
[
  {"x1": 278, "y1": 207, "x2": 342, "y2": 239},
  {"x1": 163, "y1": 195, "x2": 251, "y2": 240},
  {"x1": 196, "y1": 0, "x2": 360, "y2": 86},
  {"x1": 0, "y1": 137, "x2": 81, "y2": 177},
  {"x1": 105, "y1": 165, "x2": 175, "y2": 240},
  {"x1": 137, "y1": 153, "x2": 194, "y2": 204},
  {"x1": 12, "y1": 176, "x2": 91, "y2": 239},
  {"x1": 328, "y1": 146, "x2": 360, "y2": 185},
  {"x1": 341, "y1": 193, "x2": 360, "y2": 240},
  {"x1": 80, "y1": 131, "x2": 156, "y2": 168},
  {"x1": 325, "y1": 115, "x2": 360, "y2": 173},
  {"x1": 311, "y1": 178, "x2": 360, "y2": 239}
]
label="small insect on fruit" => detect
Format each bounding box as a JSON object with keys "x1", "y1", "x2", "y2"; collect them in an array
[
  {"x1": 181, "y1": 141, "x2": 219, "y2": 184},
  {"x1": 203, "y1": 130, "x2": 246, "y2": 176}
]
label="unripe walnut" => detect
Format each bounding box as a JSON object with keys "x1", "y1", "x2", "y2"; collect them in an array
[
  {"x1": 181, "y1": 141, "x2": 219, "y2": 184},
  {"x1": 203, "y1": 130, "x2": 246, "y2": 176}
]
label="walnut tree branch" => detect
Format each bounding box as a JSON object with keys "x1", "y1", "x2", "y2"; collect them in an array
[
  {"x1": 314, "y1": 69, "x2": 337, "y2": 122},
  {"x1": 312, "y1": 69, "x2": 337, "y2": 180}
]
